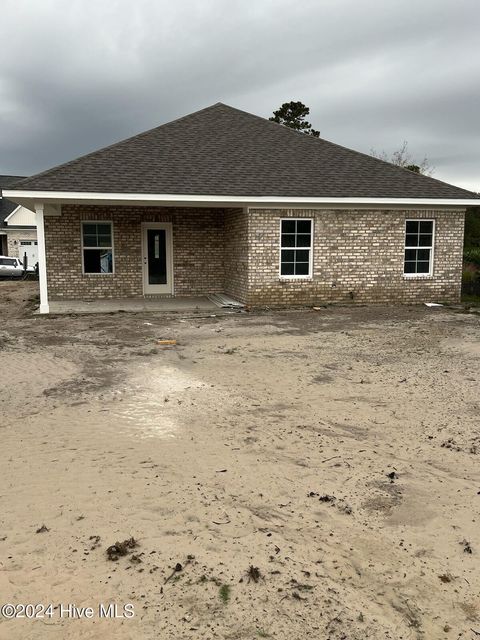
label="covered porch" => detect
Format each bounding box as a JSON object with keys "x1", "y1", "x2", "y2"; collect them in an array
[
  {"x1": 46, "y1": 293, "x2": 243, "y2": 315},
  {"x1": 31, "y1": 202, "x2": 249, "y2": 313}
]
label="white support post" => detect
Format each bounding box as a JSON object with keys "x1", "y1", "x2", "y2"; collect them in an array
[{"x1": 35, "y1": 202, "x2": 49, "y2": 314}]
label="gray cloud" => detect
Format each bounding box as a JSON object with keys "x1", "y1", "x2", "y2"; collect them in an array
[{"x1": 1, "y1": 0, "x2": 479, "y2": 191}]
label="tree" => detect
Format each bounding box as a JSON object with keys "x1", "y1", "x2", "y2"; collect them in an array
[
  {"x1": 270, "y1": 101, "x2": 320, "y2": 137},
  {"x1": 370, "y1": 141, "x2": 433, "y2": 175},
  {"x1": 465, "y1": 207, "x2": 480, "y2": 247}
]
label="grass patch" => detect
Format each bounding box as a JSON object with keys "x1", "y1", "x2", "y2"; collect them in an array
[
  {"x1": 257, "y1": 630, "x2": 270, "y2": 638},
  {"x1": 219, "y1": 584, "x2": 231, "y2": 604}
]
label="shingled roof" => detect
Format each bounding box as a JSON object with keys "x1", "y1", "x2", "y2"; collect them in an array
[
  {"x1": 9, "y1": 104, "x2": 477, "y2": 200},
  {"x1": 0, "y1": 175, "x2": 26, "y2": 189},
  {"x1": 0, "y1": 175, "x2": 27, "y2": 227}
]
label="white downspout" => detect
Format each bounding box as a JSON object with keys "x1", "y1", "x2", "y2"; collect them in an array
[{"x1": 35, "y1": 202, "x2": 49, "y2": 314}]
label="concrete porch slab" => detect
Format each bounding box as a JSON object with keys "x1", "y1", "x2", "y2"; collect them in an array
[{"x1": 47, "y1": 296, "x2": 221, "y2": 315}]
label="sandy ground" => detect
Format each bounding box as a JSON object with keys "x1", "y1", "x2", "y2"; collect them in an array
[{"x1": 0, "y1": 281, "x2": 479, "y2": 640}]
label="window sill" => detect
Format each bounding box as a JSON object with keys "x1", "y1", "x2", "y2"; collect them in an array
[
  {"x1": 403, "y1": 274, "x2": 433, "y2": 280},
  {"x1": 83, "y1": 272, "x2": 115, "y2": 276},
  {"x1": 279, "y1": 276, "x2": 313, "y2": 282}
]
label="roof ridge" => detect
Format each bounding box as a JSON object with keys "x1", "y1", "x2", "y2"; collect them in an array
[
  {"x1": 13, "y1": 103, "x2": 225, "y2": 190},
  {"x1": 215, "y1": 104, "x2": 479, "y2": 196},
  {"x1": 7, "y1": 103, "x2": 478, "y2": 199}
]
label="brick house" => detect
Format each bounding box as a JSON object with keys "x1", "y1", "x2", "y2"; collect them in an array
[
  {"x1": 4, "y1": 103, "x2": 479, "y2": 313},
  {"x1": 0, "y1": 175, "x2": 38, "y2": 265}
]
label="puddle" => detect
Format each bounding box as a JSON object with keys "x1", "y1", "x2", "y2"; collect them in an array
[{"x1": 109, "y1": 362, "x2": 205, "y2": 438}]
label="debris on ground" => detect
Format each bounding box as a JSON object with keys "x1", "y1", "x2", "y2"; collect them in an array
[
  {"x1": 106, "y1": 537, "x2": 138, "y2": 561},
  {"x1": 246, "y1": 565, "x2": 262, "y2": 583},
  {"x1": 460, "y1": 539, "x2": 473, "y2": 554},
  {"x1": 441, "y1": 438, "x2": 462, "y2": 452},
  {"x1": 130, "y1": 553, "x2": 143, "y2": 564},
  {"x1": 318, "y1": 494, "x2": 336, "y2": 503},
  {"x1": 164, "y1": 562, "x2": 183, "y2": 583},
  {"x1": 156, "y1": 339, "x2": 177, "y2": 346},
  {"x1": 164, "y1": 555, "x2": 195, "y2": 583},
  {"x1": 439, "y1": 574, "x2": 453, "y2": 583},
  {"x1": 35, "y1": 525, "x2": 49, "y2": 533},
  {"x1": 89, "y1": 535, "x2": 101, "y2": 550}
]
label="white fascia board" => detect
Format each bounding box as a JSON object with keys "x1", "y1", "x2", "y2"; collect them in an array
[
  {"x1": 4, "y1": 205, "x2": 21, "y2": 223},
  {"x1": 2, "y1": 190, "x2": 478, "y2": 208}
]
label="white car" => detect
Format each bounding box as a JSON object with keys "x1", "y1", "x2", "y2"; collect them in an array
[{"x1": 0, "y1": 256, "x2": 36, "y2": 278}]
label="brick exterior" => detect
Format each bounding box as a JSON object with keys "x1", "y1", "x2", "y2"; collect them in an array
[
  {"x1": 43, "y1": 204, "x2": 465, "y2": 305},
  {"x1": 246, "y1": 208, "x2": 465, "y2": 305},
  {"x1": 6, "y1": 228, "x2": 37, "y2": 258},
  {"x1": 223, "y1": 208, "x2": 249, "y2": 302},
  {"x1": 44, "y1": 205, "x2": 238, "y2": 300}
]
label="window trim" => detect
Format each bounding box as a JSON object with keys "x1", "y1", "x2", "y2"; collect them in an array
[
  {"x1": 278, "y1": 217, "x2": 314, "y2": 279},
  {"x1": 403, "y1": 218, "x2": 435, "y2": 278},
  {"x1": 81, "y1": 221, "x2": 115, "y2": 275}
]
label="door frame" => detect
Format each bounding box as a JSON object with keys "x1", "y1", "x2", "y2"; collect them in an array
[{"x1": 141, "y1": 222, "x2": 174, "y2": 295}]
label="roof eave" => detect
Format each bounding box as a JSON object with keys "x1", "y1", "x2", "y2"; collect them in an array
[{"x1": 3, "y1": 190, "x2": 478, "y2": 212}]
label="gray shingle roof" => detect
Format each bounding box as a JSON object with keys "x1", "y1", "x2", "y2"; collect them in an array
[
  {"x1": 0, "y1": 175, "x2": 26, "y2": 189},
  {"x1": 0, "y1": 198, "x2": 19, "y2": 227},
  {"x1": 0, "y1": 176, "x2": 27, "y2": 227},
  {"x1": 9, "y1": 104, "x2": 478, "y2": 199}
]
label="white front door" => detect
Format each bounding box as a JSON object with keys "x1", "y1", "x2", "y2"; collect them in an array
[{"x1": 142, "y1": 223, "x2": 173, "y2": 294}]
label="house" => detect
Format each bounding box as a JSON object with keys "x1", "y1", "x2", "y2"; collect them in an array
[
  {"x1": 0, "y1": 175, "x2": 38, "y2": 265},
  {"x1": 4, "y1": 103, "x2": 479, "y2": 314}
]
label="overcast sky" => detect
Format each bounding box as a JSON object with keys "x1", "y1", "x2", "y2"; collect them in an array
[{"x1": 1, "y1": 0, "x2": 479, "y2": 191}]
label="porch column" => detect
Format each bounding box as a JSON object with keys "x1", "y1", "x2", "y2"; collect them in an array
[{"x1": 35, "y1": 202, "x2": 49, "y2": 314}]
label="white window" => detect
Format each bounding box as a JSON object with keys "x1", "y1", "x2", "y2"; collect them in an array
[
  {"x1": 404, "y1": 220, "x2": 434, "y2": 276},
  {"x1": 82, "y1": 222, "x2": 114, "y2": 274},
  {"x1": 280, "y1": 218, "x2": 313, "y2": 277}
]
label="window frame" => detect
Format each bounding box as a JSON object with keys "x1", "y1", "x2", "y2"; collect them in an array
[
  {"x1": 81, "y1": 221, "x2": 115, "y2": 275},
  {"x1": 403, "y1": 218, "x2": 435, "y2": 278},
  {"x1": 278, "y1": 217, "x2": 314, "y2": 279}
]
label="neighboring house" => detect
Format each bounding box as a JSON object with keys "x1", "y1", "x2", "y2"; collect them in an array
[
  {"x1": 0, "y1": 175, "x2": 38, "y2": 266},
  {"x1": 4, "y1": 103, "x2": 480, "y2": 314}
]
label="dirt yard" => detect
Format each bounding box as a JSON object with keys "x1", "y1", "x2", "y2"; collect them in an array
[{"x1": 0, "y1": 281, "x2": 479, "y2": 640}]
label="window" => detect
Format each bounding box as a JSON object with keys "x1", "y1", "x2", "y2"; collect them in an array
[
  {"x1": 404, "y1": 220, "x2": 434, "y2": 276},
  {"x1": 82, "y1": 222, "x2": 113, "y2": 274},
  {"x1": 0, "y1": 258, "x2": 16, "y2": 266},
  {"x1": 280, "y1": 219, "x2": 313, "y2": 277}
]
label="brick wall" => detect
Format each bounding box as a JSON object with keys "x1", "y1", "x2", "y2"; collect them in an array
[
  {"x1": 223, "y1": 208, "x2": 249, "y2": 302},
  {"x1": 44, "y1": 204, "x2": 465, "y2": 305},
  {"x1": 246, "y1": 208, "x2": 465, "y2": 305},
  {"x1": 6, "y1": 228, "x2": 37, "y2": 258},
  {"x1": 44, "y1": 205, "x2": 229, "y2": 299}
]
